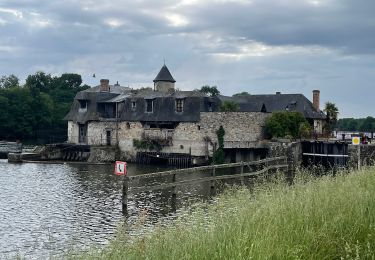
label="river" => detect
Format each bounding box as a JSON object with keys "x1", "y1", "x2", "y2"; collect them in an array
[{"x1": 0, "y1": 159, "x2": 176, "y2": 259}]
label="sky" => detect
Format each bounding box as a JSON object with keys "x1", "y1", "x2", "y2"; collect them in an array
[{"x1": 0, "y1": 0, "x2": 374, "y2": 118}]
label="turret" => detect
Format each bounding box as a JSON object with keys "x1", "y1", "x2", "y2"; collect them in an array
[{"x1": 153, "y1": 64, "x2": 176, "y2": 93}]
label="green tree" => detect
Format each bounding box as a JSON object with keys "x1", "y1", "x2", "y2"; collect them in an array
[
  {"x1": 0, "y1": 75, "x2": 19, "y2": 89},
  {"x1": 265, "y1": 111, "x2": 311, "y2": 139},
  {"x1": 359, "y1": 116, "x2": 375, "y2": 132},
  {"x1": 232, "y1": 91, "x2": 251, "y2": 97},
  {"x1": 25, "y1": 71, "x2": 54, "y2": 94},
  {"x1": 220, "y1": 101, "x2": 240, "y2": 112},
  {"x1": 324, "y1": 102, "x2": 339, "y2": 133},
  {"x1": 199, "y1": 85, "x2": 220, "y2": 97}
]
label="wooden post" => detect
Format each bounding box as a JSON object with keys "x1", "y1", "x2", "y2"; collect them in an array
[
  {"x1": 171, "y1": 173, "x2": 177, "y2": 212},
  {"x1": 240, "y1": 161, "x2": 244, "y2": 185},
  {"x1": 210, "y1": 165, "x2": 216, "y2": 195},
  {"x1": 122, "y1": 175, "x2": 129, "y2": 217},
  {"x1": 358, "y1": 145, "x2": 361, "y2": 170}
]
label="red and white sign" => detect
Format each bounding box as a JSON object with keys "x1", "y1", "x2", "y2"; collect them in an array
[{"x1": 114, "y1": 161, "x2": 127, "y2": 175}]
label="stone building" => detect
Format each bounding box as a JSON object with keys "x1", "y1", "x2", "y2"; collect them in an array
[{"x1": 64, "y1": 65, "x2": 325, "y2": 165}]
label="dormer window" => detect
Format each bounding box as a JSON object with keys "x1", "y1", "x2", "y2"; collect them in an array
[
  {"x1": 131, "y1": 101, "x2": 136, "y2": 111},
  {"x1": 145, "y1": 99, "x2": 153, "y2": 113},
  {"x1": 78, "y1": 100, "x2": 87, "y2": 112},
  {"x1": 175, "y1": 98, "x2": 184, "y2": 113}
]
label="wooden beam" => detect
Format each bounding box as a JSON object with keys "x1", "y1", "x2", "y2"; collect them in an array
[{"x1": 129, "y1": 164, "x2": 288, "y2": 193}]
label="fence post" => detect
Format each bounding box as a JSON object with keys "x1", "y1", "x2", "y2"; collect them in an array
[
  {"x1": 171, "y1": 173, "x2": 177, "y2": 212},
  {"x1": 210, "y1": 165, "x2": 216, "y2": 195},
  {"x1": 286, "y1": 146, "x2": 294, "y2": 185},
  {"x1": 240, "y1": 161, "x2": 244, "y2": 185},
  {"x1": 122, "y1": 175, "x2": 129, "y2": 216}
]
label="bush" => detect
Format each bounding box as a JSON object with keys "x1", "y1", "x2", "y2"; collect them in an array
[{"x1": 266, "y1": 111, "x2": 311, "y2": 139}]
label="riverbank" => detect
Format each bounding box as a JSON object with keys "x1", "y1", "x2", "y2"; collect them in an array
[{"x1": 78, "y1": 167, "x2": 375, "y2": 259}]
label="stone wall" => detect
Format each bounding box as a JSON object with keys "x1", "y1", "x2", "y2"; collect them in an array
[
  {"x1": 67, "y1": 121, "x2": 79, "y2": 143},
  {"x1": 87, "y1": 121, "x2": 118, "y2": 145},
  {"x1": 348, "y1": 144, "x2": 375, "y2": 168},
  {"x1": 67, "y1": 112, "x2": 269, "y2": 162}
]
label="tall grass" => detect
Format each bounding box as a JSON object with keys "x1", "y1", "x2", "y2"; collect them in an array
[{"x1": 77, "y1": 168, "x2": 375, "y2": 259}]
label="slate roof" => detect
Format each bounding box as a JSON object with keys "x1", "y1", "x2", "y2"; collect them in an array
[
  {"x1": 153, "y1": 65, "x2": 176, "y2": 83},
  {"x1": 219, "y1": 94, "x2": 326, "y2": 120}
]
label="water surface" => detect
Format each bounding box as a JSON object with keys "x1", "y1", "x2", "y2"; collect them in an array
[{"x1": 0, "y1": 160, "x2": 171, "y2": 259}]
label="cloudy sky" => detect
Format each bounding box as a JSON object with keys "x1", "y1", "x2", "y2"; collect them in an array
[{"x1": 0, "y1": 0, "x2": 374, "y2": 117}]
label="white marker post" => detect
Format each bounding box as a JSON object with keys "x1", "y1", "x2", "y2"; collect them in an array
[
  {"x1": 352, "y1": 137, "x2": 361, "y2": 170},
  {"x1": 114, "y1": 161, "x2": 128, "y2": 216}
]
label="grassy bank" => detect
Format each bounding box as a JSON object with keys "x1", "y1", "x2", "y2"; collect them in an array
[{"x1": 78, "y1": 168, "x2": 375, "y2": 259}]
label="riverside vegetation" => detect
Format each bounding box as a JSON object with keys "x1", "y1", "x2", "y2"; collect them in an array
[{"x1": 75, "y1": 167, "x2": 375, "y2": 260}]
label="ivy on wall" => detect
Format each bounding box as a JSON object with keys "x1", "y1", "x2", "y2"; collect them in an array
[{"x1": 213, "y1": 126, "x2": 225, "y2": 164}]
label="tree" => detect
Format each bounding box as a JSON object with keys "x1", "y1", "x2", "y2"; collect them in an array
[
  {"x1": 265, "y1": 111, "x2": 311, "y2": 139},
  {"x1": 324, "y1": 102, "x2": 339, "y2": 133},
  {"x1": 0, "y1": 74, "x2": 19, "y2": 89},
  {"x1": 232, "y1": 91, "x2": 251, "y2": 97},
  {"x1": 220, "y1": 101, "x2": 240, "y2": 112},
  {"x1": 25, "y1": 71, "x2": 54, "y2": 94},
  {"x1": 359, "y1": 116, "x2": 375, "y2": 132},
  {"x1": 199, "y1": 85, "x2": 220, "y2": 97}
]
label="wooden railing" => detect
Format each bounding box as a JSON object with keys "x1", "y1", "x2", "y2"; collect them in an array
[{"x1": 122, "y1": 156, "x2": 289, "y2": 215}]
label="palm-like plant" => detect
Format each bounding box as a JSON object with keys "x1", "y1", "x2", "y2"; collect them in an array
[{"x1": 324, "y1": 102, "x2": 339, "y2": 135}]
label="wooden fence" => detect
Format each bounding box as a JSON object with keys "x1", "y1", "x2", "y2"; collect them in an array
[{"x1": 122, "y1": 156, "x2": 289, "y2": 215}]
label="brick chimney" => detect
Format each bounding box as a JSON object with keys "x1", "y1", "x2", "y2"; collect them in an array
[
  {"x1": 312, "y1": 90, "x2": 320, "y2": 112},
  {"x1": 100, "y1": 79, "x2": 110, "y2": 92}
]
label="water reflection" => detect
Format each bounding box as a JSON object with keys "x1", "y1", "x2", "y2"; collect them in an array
[
  {"x1": 0, "y1": 160, "x2": 171, "y2": 259},
  {"x1": 0, "y1": 160, "x2": 246, "y2": 259}
]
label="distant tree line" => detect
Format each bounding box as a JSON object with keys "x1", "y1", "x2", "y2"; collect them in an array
[
  {"x1": 0, "y1": 72, "x2": 89, "y2": 144},
  {"x1": 336, "y1": 117, "x2": 375, "y2": 132}
]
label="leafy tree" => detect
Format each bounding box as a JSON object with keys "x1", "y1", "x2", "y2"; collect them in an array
[
  {"x1": 25, "y1": 71, "x2": 54, "y2": 94},
  {"x1": 336, "y1": 118, "x2": 362, "y2": 131},
  {"x1": 0, "y1": 75, "x2": 19, "y2": 89},
  {"x1": 324, "y1": 102, "x2": 339, "y2": 133},
  {"x1": 266, "y1": 111, "x2": 311, "y2": 139},
  {"x1": 199, "y1": 85, "x2": 220, "y2": 97},
  {"x1": 0, "y1": 72, "x2": 90, "y2": 143},
  {"x1": 220, "y1": 101, "x2": 240, "y2": 112},
  {"x1": 232, "y1": 91, "x2": 251, "y2": 97},
  {"x1": 359, "y1": 116, "x2": 375, "y2": 132}
]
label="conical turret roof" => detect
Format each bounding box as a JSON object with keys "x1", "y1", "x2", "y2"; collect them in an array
[{"x1": 153, "y1": 65, "x2": 176, "y2": 83}]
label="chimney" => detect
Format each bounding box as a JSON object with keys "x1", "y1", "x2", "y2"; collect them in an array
[
  {"x1": 100, "y1": 79, "x2": 110, "y2": 92},
  {"x1": 276, "y1": 92, "x2": 281, "y2": 95},
  {"x1": 312, "y1": 90, "x2": 320, "y2": 112}
]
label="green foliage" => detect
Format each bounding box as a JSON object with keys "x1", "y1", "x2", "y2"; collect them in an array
[
  {"x1": 336, "y1": 118, "x2": 362, "y2": 131},
  {"x1": 133, "y1": 139, "x2": 162, "y2": 151},
  {"x1": 79, "y1": 168, "x2": 375, "y2": 260},
  {"x1": 324, "y1": 102, "x2": 339, "y2": 132},
  {"x1": 219, "y1": 101, "x2": 240, "y2": 112},
  {"x1": 266, "y1": 111, "x2": 311, "y2": 139},
  {"x1": 359, "y1": 116, "x2": 375, "y2": 132},
  {"x1": 0, "y1": 72, "x2": 89, "y2": 143},
  {"x1": 0, "y1": 74, "x2": 19, "y2": 89},
  {"x1": 213, "y1": 126, "x2": 225, "y2": 164},
  {"x1": 232, "y1": 91, "x2": 251, "y2": 97},
  {"x1": 199, "y1": 85, "x2": 220, "y2": 97}
]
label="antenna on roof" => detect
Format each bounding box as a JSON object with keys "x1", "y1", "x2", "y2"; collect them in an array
[
  {"x1": 92, "y1": 73, "x2": 96, "y2": 78},
  {"x1": 163, "y1": 58, "x2": 166, "y2": 65}
]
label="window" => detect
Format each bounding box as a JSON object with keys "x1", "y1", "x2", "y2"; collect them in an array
[
  {"x1": 78, "y1": 100, "x2": 87, "y2": 112},
  {"x1": 145, "y1": 99, "x2": 153, "y2": 113},
  {"x1": 175, "y1": 99, "x2": 184, "y2": 113},
  {"x1": 131, "y1": 101, "x2": 136, "y2": 111}
]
